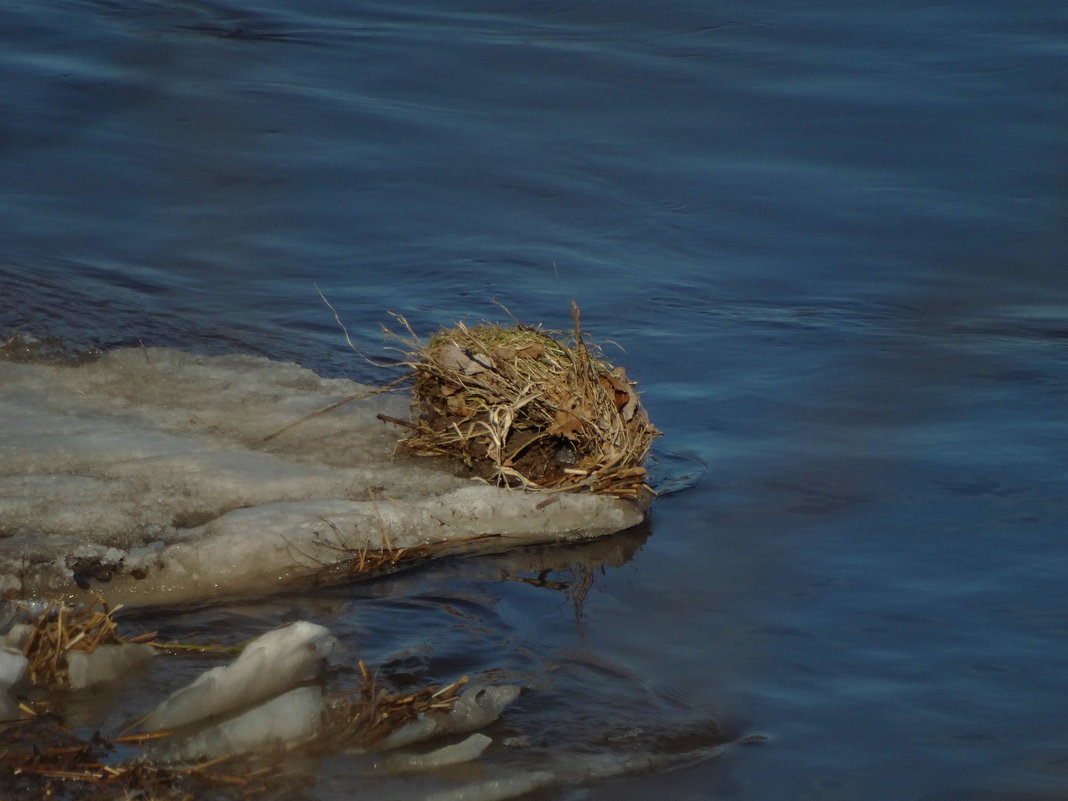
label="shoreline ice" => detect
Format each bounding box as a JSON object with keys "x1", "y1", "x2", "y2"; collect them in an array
[{"x1": 0, "y1": 347, "x2": 644, "y2": 607}]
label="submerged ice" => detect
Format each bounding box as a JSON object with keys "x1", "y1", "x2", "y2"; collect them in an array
[
  {"x1": 0, "y1": 610, "x2": 725, "y2": 796},
  {"x1": 135, "y1": 620, "x2": 521, "y2": 767},
  {"x1": 138, "y1": 621, "x2": 337, "y2": 733},
  {"x1": 0, "y1": 347, "x2": 644, "y2": 606}
]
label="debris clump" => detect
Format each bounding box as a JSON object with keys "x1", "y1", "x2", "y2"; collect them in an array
[
  {"x1": 390, "y1": 304, "x2": 659, "y2": 500},
  {"x1": 8, "y1": 598, "x2": 155, "y2": 691}
]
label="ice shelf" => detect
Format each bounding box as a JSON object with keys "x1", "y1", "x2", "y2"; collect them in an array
[{"x1": 0, "y1": 348, "x2": 644, "y2": 606}]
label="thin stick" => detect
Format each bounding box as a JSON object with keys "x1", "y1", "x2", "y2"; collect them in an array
[
  {"x1": 263, "y1": 376, "x2": 409, "y2": 442},
  {"x1": 315, "y1": 283, "x2": 401, "y2": 368},
  {"x1": 376, "y1": 413, "x2": 420, "y2": 431}
]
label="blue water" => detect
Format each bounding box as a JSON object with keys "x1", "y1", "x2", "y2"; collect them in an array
[{"x1": 3, "y1": 0, "x2": 1068, "y2": 798}]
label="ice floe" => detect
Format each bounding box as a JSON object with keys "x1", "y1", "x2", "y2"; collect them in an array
[{"x1": 0, "y1": 347, "x2": 645, "y2": 606}]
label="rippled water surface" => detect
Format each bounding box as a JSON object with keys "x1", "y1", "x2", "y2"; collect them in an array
[{"x1": 3, "y1": 0, "x2": 1068, "y2": 798}]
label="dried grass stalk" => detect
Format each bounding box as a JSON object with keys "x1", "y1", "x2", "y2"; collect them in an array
[
  {"x1": 319, "y1": 661, "x2": 467, "y2": 749},
  {"x1": 18, "y1": 598, "x2": 141, "y2": 689},
  {"x1": 389, "y1": 303, "x2": 660, "y2": 499}
]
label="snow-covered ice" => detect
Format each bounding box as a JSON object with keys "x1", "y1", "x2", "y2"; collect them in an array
[{"x1": 0, "y1": 348, "x2": 645, "y2": 606}]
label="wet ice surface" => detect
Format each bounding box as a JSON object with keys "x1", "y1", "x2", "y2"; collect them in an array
[{"x1": 0, "y1": 347, "x2": 643, "y2": 605}]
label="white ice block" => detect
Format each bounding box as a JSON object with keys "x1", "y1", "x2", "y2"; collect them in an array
[
  {"x1": 139, "y1": 620, "x2": 336, "y2": 732},
  {"x1": 150, "y1": 686, "x2": 326, "y2": 763},
  {"x1": 66, "y1": 643, "x2": 155, "y2": 690}
]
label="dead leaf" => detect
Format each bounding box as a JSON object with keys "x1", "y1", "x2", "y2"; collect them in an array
[
  {"x1": 515, "y1": 343, "x2": 545, "y2": 359},
  {"x1": 547, "y1": 408, "x2": 584, "y2": 439},
  {"x1": 598, "y1": 372, "x2": 638, "y2": 420}
]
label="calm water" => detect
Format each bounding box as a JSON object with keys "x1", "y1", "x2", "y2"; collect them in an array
[{"x1": 3, "y1": 0, "x2": 1068, "y2": 798}]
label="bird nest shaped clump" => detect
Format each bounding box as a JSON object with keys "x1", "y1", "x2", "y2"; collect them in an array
[{"x1": 395, "y1": 306, "x2": 660, "y2": 499}]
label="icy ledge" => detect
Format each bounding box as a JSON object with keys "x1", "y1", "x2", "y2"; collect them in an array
[{"x1": 0, "y1": 348, "x2": 644, "y2": 606}]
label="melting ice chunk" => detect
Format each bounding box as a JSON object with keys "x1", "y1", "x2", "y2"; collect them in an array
[
  {"x1": 376, "y1": 732, "x2": 493, "y2": 773},
  {"x1": 376, "y1": 684, "x2": 521, "y2": 750},
  {"x1": 423, "y1": 771, "x2": 555, "y2": 801},
  {"x1": 66, "y1": 643, "x2": 155, "y2": 690},
  {"x1": 139, "y1": 621, "x2": 336, "y2": 732},
  {"x1": 0, "y1": 646, "x2": 27, "y2": 720},
  {"x1": 0, "y1": 646, "x2": 27, "y2": 692},
  {"x1": 149, "y1": 686, "x2": 326, "y2": 763}
]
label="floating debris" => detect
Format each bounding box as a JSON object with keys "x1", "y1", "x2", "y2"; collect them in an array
[
  {"x1": 7, "y1": 598, "x2": 155, "y2": 690},
  {"x1": 320, "y1": 661, "x2": 472, "y2": 749},
  {"x1": 0, "y1": 713, "x2": 273, "y2": 801}
]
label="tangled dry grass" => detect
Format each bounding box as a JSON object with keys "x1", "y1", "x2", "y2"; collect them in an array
[
  {"x1": 18, "y1": 598, "x2": 153, "y2": 689},
  {"x1": 319, "y1": 660, "x2": 468, "y2": 748},
  {"x1": 385, "y1": 303, "x2": 659, "y2": 499}
]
